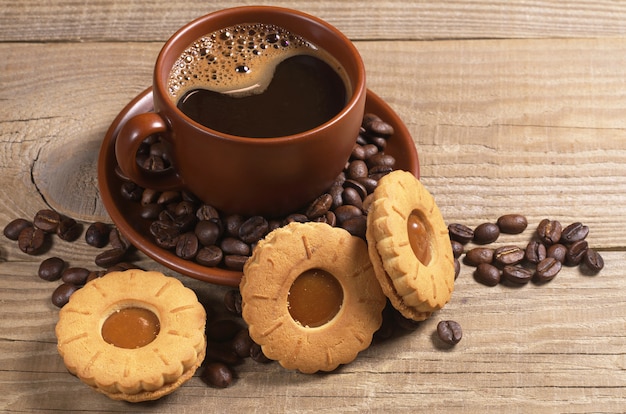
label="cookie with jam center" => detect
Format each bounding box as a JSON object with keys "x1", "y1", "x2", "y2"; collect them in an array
[
  {"x1": 366, "y1": 170, "x2": 455, "y2": 320},
  {"x1": 240, "y1": 222, "x2": 386, "y2": 374},
  {"x1": 55, "y1": 269, "x2": 206, "y2": 402}
]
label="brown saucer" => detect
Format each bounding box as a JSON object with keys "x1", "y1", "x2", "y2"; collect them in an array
[{"x1": 97, "y1": 87, "x2": 419, "y2": 286}]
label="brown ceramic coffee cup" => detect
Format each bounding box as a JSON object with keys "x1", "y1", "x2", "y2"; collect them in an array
[{"x1": 114, "y1": 6, "x2": 366, "y2": 217}]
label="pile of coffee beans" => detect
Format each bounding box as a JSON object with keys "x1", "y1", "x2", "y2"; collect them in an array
[
  {"x1": 117, "y1": 112, "x2": 399, "y2": 271},
  {"x1": 449, "y1": 214, "x2": 605, "y2": 287}
]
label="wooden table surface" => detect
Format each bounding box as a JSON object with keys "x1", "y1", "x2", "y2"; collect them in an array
[{"x1": 1, "y1": 1, "x2": 625, "y2": 412}]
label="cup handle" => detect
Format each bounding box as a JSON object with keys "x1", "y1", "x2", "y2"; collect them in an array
[{"x1": 115, "y1": 112, "x2": 184, "y2": 191}]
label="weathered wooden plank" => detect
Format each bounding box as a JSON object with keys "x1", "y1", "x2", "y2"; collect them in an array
[{"x1": 2, "y1": 0, "x2": 626, "y2": 42}]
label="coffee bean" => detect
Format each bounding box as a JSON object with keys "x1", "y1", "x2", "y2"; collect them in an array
[
  {"x1": 195, "y1": 220, "x2": 221, "y2": 246},
  {"x1": 565, "y1": 240, "x2": 588, "y2": 266},
  {"x1": 249, "y1": 343, "x2": 272, "y2": 363},
  {"x1": 329, "y1": 184, "x2": 344, "y2": 209},
  {"x1": 224, "y1": 255, "x2": 248, "y2": 271},
  {"x1": 173, "y1": 212, "x2": 197, "y2": 233},
  {"x1": 224, "y1": 289, "x2": 243, "y2": 316},
  {"x1": 141, "y1": 188, "x2": 160, "y2": 205},
  {"x1": 196, "y1": 246, "x2": 223, "y2": 266},
  {"x1": 18, "y1": 226, "x2": 46, "y2": 255},
  {"x1": 157, "y1": 190, "x2": 181, "y2": 205},
  {"x1": 176, "y1": 232, "x2": 199, "y2": 260},
  {"x1": 342, "y1": 187, "x2": 363, "y2": 208},
  {"x1": 536, "y1": 219, "x2": 562, "y2": 245},
  {"x1": 149, "y1": 221, "x2": 180, "y2": 249},
  {"x1": 305, "y1": 193, "x2": 333, "y2": 219},
  {"x1": 344, "y1": 179, "x2": 368, "y2": 201},
  {"x1": 231, "y1": 329, "x2": 255, "y2": 358},
  {"x1": 174, "y1": 200, "x2": 196, "y2": 217},
  {"x1": 224, "y1": 214, "x2": 244, "y2": 238},
  {"x1": 95, "y1": 247, "x2": 127, "y2": 268},
  {"x1": 284, "y1": 213, "x2": 309, "y2": 224},
  {"x1": 347, "y1": 160, "x2": 368, "y2": 179},
  {"x1": 473, "y1": 222, "x2": 500, "y2": 244},
  {"x1": 33, "y1": 209, "x2": 61, "y2": 233},
  {"x1": 120, "y1": 181, "x2": 143, "y2": 201},
  {"x1": 221, "y1": 237, "x2": 250, "y2": 256},
  {"x1": 57, "y1": 217, "x2": 82, "y2": 241},
  {"x1": 496, "y1": 214, "x2": 528, "y2": 234},
  {"x1": 201, "y1": 362, "x2": 233, "y2": 388},
  {"x1": 524, "y1": 240, "x2": 547, "y2": 264},
  {"x1": 502, "y1": 265, "x2": 533, "y2": 285},
  {"x1": 582, "y1": 248, "x2": 604, "y2": 272},
  {"x1": 437, "y1": 320, "x2": 462, "y2": 345},
  {"x1": 3, "y1": 218, "x2": 32, "y2": 240},
  {"x1": 140, "y1": 203, "x2": 163, "y2": 219},
  {"x1": 493, "y1": 245, "x2": 525, "y2": 266},
  {"x1": 85, "y1": 222, "x2": 110, "y2": 248},
  {"x1": 560, "y1": 222, "x2": 589, "y2": 244},
  {"x1": 334, "y1": 205, "x2": 362, "y2": 225},
  {"x1": 196, "y1": 204, "x2": 220, "y2": 221},
  {"x1": 454, "y1": 258, "x2": 461, "y2": 280},
  {"x1": 341, "y1": 215, "x2": 367, "y2": 239},
  {"x1": 534, "y1": 257, "x2": 562, "y2": 283},
  {"x1": 238, "y1": 216, "x2": 269, "y2": 244},
  {"x1": 62, "y1": 267, "x2": 90, "y2": 285},
  {"x1": 38, "y1": 256, "x2": 66, "y2": 281},
  {"x1": 365, "y1": 116, "x2": 394, "y2": 136},
  {"x1": 361, "y1": 143, "x2": 379, "y2": 159},
  {"x1": 351, "y1": 144, "x2": 366, "y2": 160},
  {"x1": 547, "y1": 243, "x2": 567, "y2": 263},
  {"x1": 474, "y1": 263, "x2": 501, "y2": 286},
  {"x1": 110, "y1": 230, "x2": 130, "y2": 254},
  {"x1": 448, "y1": 223, "x2": 474, "y2": 244},
  {"x1": 51, "y1": 283, "x2": 80, "y2": 308},
  {"x1": 355, "y1": 176, "x2": 378, "y2": 194},
  {"x1": 464, "y1": 247, "x2": 494, "y2": 266},
  {"x1": 366, "y1": 153, "x2": 394, "y2": 169},
  {"x1": 450, "y1": 240, "x2": 464, "y2": 259}
]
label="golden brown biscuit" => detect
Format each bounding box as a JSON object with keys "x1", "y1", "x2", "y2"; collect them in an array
[
  {"x1": 55, "y1": 269, "x2": 206, "y2": 402},
  {"x1": 240, "y1": 222, "x2": 386, "y2": 374},
  {"x1": 366, "y1": 170, "x2": 455, "y2": 320}
]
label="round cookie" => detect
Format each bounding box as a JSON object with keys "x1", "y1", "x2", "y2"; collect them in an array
[
  {"x1": 55, "y1": 269, "x2": 206, "y2": 402},
  {"x1": 366, "y1": 170, "x2": 455, "y2": 320},
  {"x1": 240, "y1": 222, "x2": 386, "y2": 374}
]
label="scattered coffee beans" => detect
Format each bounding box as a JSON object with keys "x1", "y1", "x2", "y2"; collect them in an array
[
  {"x1": 453, "y1": 216, "x2": 604, "y2": 288},
  {"x1": 437, "y1": 320, "x2": 463, "y2": 345}
]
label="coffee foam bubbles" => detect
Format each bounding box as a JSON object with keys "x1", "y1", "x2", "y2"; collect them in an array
[{"x1": 167, "y1": 23, "x2": 348, "y2": 100}]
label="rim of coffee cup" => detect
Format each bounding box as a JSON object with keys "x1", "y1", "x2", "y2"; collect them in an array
[{"x1": 153, "y1": 5, "x2": 367, "y2": 142}]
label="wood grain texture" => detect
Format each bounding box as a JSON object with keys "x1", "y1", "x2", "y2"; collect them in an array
[
  {"x1": 3, "y1": 0, "x2": 626, "y2": 42},
  {"x1": 1, "y1": 1, "x2": 625, "y2": 412}
]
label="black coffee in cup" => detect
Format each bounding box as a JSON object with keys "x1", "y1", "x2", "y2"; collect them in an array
[{"x1": 167, "y1": 23, "x2": 350, "y2": 138}]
